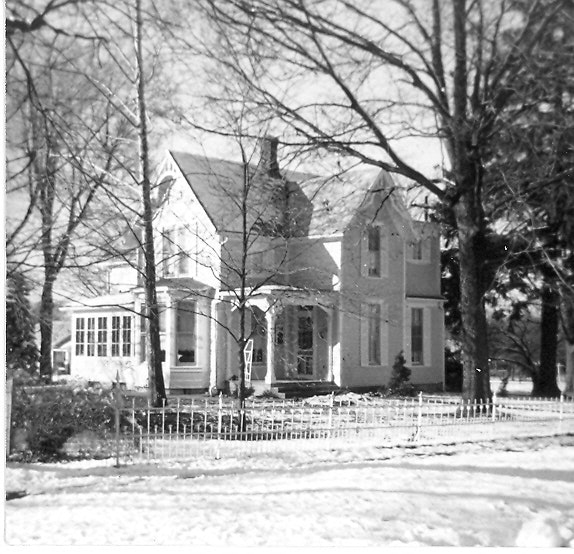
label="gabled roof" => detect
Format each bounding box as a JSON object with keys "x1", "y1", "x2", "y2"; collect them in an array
[
  {"x1": 288, "y1": 168, "x2": 415, "y2": 237},
  {"x1": 168, "y1": 151, "x2": 314, "y2": 234},
  {"x1": 165, "y1": 150, "x2": 415, "y2": 238}
]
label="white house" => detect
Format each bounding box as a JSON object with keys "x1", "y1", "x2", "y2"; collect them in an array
[{"x1": 66, "y1": 138, "x2": 445, "y2": 394}]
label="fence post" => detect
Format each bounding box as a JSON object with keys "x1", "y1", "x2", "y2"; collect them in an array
[
  {"x1": 328, "y1": 392, "x2": 334, "y2": 441},
  {"x1": 216, "y1": 392, "x2": 223, "y2": 460},
  {"x1": 6, "y1": 378, "x2": 13, "y2": 455},
  {"x1": 491, "y1": 391, "x2": 497, "y2": 423},
  {"x1": 113, "y1": 371, "x2": 122, "y2": 468},
  {"x1": 558, "y1": 393, "x2": 564, "y2": 434},
  {"x1": 416, "y1": 391, "x2": 423, "y2": 442}
]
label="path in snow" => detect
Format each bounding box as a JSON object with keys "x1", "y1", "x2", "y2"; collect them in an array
[{"x1": 4, "y1": 435, "x2": 574, "y2": 547}]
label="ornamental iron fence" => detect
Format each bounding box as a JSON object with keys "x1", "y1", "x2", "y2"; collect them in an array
[{"x1": 104, "y1": 392, "x2": 574, "y2": 465}]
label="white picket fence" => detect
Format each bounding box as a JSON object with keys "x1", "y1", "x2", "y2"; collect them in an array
[{"x1": 111, "y1": 393, "x2": 574, "y2": 463}]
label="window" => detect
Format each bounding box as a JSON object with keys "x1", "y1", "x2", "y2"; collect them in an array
[
  {"x1": 411, "y1": 308, "x2": 424, "y2": 365},
  {"x1": 97, "y1": 317, "x2": 107, "y2": 356},
  {"x1": 367, "y1": 226, "x2": 381, "y2": 277},
  {"x1": 162, "y1": 228, "x2": 176, "y2": 276},
  {"x1": 361, "y1": 302, "x2": 387, "y2": 367},
  {"x1": 408, "y1": 236, "x2": 430, "y2": 263},
  {"x1": 176, "y1": 302, "x2": 196, "y2": 365},
  {"x1": 87, "y1": 318, "x2": 96, "y2": 356},
  {"x1": 251, "y1": 310, "x2": 266, "y2": 364},
  {"x1": 367, "y1": 303, "x2": 381, "y2": 365},
  {"x1": 75, "y1": 315, "x2": 132, "y2": 358},
  {"x1": 362, "y1": 225, "x2": 387, "y2": 277},
  {"x1": 177, "y1": 228, "x2": 191, "y2": 274},
  {"x1": 111, "y1": 316, "x2": 121, "y2": 356},
  {"x1": 122, "y1": 316, "x2": 132, "y2": 357},
  {"x1": 140, "y1": 308, "x2": 166, "y2": 363},
  {"x1": 411, "y1": 240, "x2": 423, "y2": 261},
  {"x1": 75, "y1": 318, "x2": 85, "y2": 356}
]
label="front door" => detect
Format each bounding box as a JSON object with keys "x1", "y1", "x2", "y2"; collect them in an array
[{"x1": 297, "y1": 306, "x2": 314, "y2": 377}]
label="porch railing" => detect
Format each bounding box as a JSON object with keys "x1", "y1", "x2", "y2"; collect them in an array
[{"x1": 109, "y1": 393, "x2": 574, "y2": 464}]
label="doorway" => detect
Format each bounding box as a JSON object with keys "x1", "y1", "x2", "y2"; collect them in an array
[{"x1": 297, "y1": 306, "x2": 314, "y2": 377}]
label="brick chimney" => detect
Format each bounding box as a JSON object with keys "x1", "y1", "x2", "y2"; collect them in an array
[{"x1": 258, "y1": 135, "x2": 281, "y2": 178}]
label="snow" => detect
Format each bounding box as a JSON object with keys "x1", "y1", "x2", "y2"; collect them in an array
[{"x1": 4, "y1": 434, "x2": 574, "y2": 548}]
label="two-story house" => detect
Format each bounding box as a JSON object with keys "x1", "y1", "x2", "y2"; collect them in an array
[{"x1": 66, "y1": 138, "x2": 444, "y2": 393}]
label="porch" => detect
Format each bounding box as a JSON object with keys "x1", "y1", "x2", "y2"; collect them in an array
[{"x1": 215, "y1": 285, "x2": 341, "y2": 392}]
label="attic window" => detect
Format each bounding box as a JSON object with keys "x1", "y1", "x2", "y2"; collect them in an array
[
  {"x1": 362, "y1": 225, "x2": 388, "y2": 278},
  {"x1": 367, "y1": 225, "x2": 381, "y2": 277},
  {"x1": 322, "y1": 200, "x2": 331, "y2": 212}
]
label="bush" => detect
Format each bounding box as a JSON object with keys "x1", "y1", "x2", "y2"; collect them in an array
[
  {"x1": 9, "y1": 383, "x2": 119, "y2": 462},
  {"x1": 388, "y1": 352, "x2": 416, "y2": 397}
]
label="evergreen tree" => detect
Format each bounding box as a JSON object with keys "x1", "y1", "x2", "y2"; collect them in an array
[
  {"x1": 6, "y1": 271, "x2": 39, "y2": 373},
  {"x1": 389, "y1": 352, "x2": 415, "y2": 396}
]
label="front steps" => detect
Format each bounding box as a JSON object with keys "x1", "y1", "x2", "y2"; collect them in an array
[{"x1": 270, "y1": 380, "x2": 340, "y2": 399}]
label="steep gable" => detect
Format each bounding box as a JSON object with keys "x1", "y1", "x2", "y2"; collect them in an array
[
  {"x1": 169, "y1": 151, "x2": 313, "y2": 235},
  {"x1": 289, "y1": 168, "x2": 417, "y2": 238},
  {"x1": 158, "y1": 150, "x2": 416, "y2": 241}
]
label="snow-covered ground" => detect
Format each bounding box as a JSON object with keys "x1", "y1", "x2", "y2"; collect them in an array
[{"x1": 4, "y1": 434, "x2": 574, "y2": 547}]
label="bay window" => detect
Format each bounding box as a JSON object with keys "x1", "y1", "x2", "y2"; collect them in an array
[{"x1": 176, "y1": 302, "x2": 196, "y2": 365}]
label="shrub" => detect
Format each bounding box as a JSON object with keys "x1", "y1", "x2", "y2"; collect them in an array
[
  {"x1": 9, "y1": 383, "x2": 119, "y2": 462},
  {"x1": 257, "y1": 389, "x2": 281, "y2": 399},
  {"x1": 388, "y1": 352, "x2": 416, "y2": 397}
]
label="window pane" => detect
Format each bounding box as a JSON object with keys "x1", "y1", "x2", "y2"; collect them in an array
[
  {"x1": 367, "y1": 226, "x2": 381, "y2": 277},
  {"x1": 162, "y1": 229, "x2": 176, "y2": 276},
  {"x1": 97, "y1": 317, "x2": 107, "y2": 356},
  {"x1": 111, "y1": 316, "x2": 120, "y2": 356},
  {"x1": 122, "y1": 316, "x2": 132, "y2": 357},
  {"x1": 179, "y1": 252, "x2": 189, "y2": 274},
  {"x1": 411, "y1": 308, "x2": 424, "y2": 364},
  {"x1": 251, "y1": 310, "x2": 266, "y2": 363},
  {"x1": 368, "y1": 226, "x2": 380, "y2": 251},
  {"x1": 176, "y1": 302, "x2": 196, "y2": 365},
  {"x1": 412, "y1": 240, "x2": 423, "y2": 260},
  {"x1": 368, "y1": 304, "x2": 381, "y2": 365},
  {"x1": 75, "y1": 318, "x2": 85, "y2": 356},
  {"x1": 87, "y1": 317, "x2": 96, "y2": 357}
]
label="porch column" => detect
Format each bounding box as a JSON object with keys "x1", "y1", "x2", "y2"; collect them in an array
[
  {"x1": 164, "y1": 296, "x2": 173, "y2": 390},
  {"x1": 332, "y1": 304, "x2": 343, "y2": 386},
  {"x1": 226, "y1": 307, "x2": 235, "y2": 380},
  {"x1": 265, "y1": 305, "x2": 276, "y2": 386},
  {"x1": 209, "y1": 300, "x2": 218, "y2": 392},
  {"x1": 325, "y1": 307, "x2": 334, "y2": 382}
]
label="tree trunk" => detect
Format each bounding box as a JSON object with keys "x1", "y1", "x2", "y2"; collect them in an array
[
  {"x1": 448, "y1": 0, "x2": 491, "y2": 402},
  {"x1": 39, "y1": 274, "x2": 55, "y2": 382},
  {"x1": 565, "y1": 343, "x2": 574, "y2": 395},
  {"x1": 533, "y1": 271, "x2": 561, "y2": 397},
  {"x1": 452, "y1": 166, "x2": 491, "y2": 402},
  {"x1": 136, "y1": 0, "x2": 166, "y2": 406},
  {"x1": 238, "y1": 304, "x2": 247, "y2": 431},
  {"x1": 562, "y1": 283, "x2": 574, "y2": 395}
]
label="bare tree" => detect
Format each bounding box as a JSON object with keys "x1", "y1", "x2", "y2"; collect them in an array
[
  {"x1": 5, "y1": 0, "x2": 175, "y2": 400},
  {"x1": 6, "y1": 16, "x2": 132, "y2": 380},
  {"x1": 190, "y1": 0, "x2": 568, "y2": 401},
  {"x1": 134, "y1": 0, "x2": 167, "y2": 405}
]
